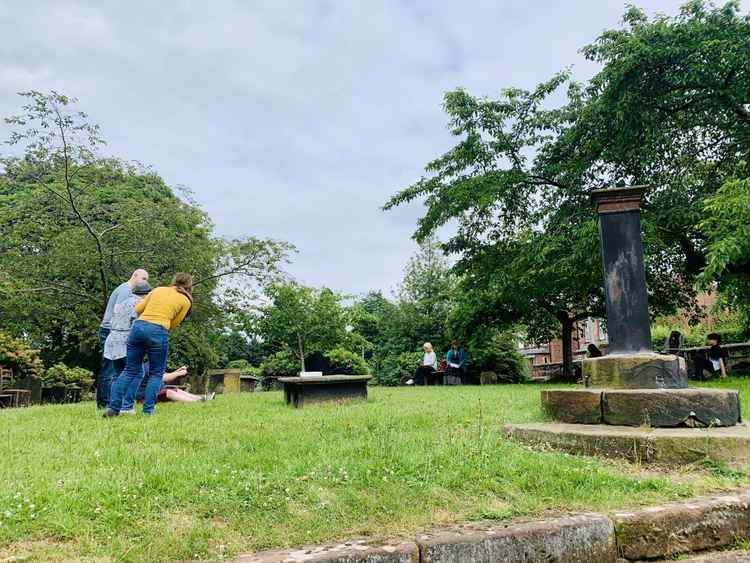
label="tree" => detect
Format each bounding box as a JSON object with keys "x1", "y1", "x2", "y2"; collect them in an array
[
  {"x1": 0, "y1": 91, "x2": 292, "y2": 371},
  {"x1": 385, "y1": 2, "x2": 747, "y2": 376},
  {"x1": 256, "y1": 283, "x2": 351, "y2": 373}
]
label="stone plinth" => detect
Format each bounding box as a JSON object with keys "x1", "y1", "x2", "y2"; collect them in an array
[
  {"x1": 542, "y1": 388, "x2": 740, "y2": 428},
  {"x1": 583, "y1": 353, "x2": 686, "y2": 389},
  {"x1": 505, "y1": 422, "x2": 750, "y2": 465}
]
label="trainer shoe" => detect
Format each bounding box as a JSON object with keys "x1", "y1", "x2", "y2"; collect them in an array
[
  {"x1": 102, "y1": 408, "x2": 119, "y2": 418},
  {"x1": 202, "y1": 392, "x2": 216, "y2": 401}
]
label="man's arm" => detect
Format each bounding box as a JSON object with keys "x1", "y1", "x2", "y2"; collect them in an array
[{"x1": 163, "y1": 366, "x2": 188, "y2": 383}]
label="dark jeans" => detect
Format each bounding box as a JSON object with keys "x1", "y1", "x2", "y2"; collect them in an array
[
  {"x1": 97, "y1": 327, "x2": 117, "y2": 409},
  {"x1": 109, "y1": 321, "x2": 169, "y2": 415},
  {"x1": 693, "y1": 356, "x2": 720, "y2": 380},
  {"x1": 111, "y1": 357, "x2": 142, "y2": 412},
  {"x1": 445, "y1": 366, "x2": 465, "y2": 385},
  {"x1": 412, "y1": 366, "x2": 435, "y2": 385}
]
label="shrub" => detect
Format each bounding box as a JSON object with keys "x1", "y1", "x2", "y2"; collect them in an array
[
  {"x1": 0, "y1": 331, "x2": 45, "y2": 380},
  {"x1": 259, "y1": 350, "x2": 299, "y2": 378},
  {"x1": 226, "y1": 359, "x2": 261, "y2": 377},
  {"x1": 373, "y1": 351, "x2": 421, "y2": 386},
  {"x1": 468, "y1": 330, "x2": 528, "y2": 384},
  {"x1": 325, "y1": 347, "x2": 369, "y2": 375},
  {"x1": 45, "y1": 363, "x2": 95, "y2": 388}
]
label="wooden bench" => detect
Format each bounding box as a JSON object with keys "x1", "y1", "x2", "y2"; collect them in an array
[{"x1": 279, "y1": 375, "x2": 371, "y2": 408}]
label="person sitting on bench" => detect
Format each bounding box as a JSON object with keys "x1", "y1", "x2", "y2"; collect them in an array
[
  {"x1": 445, "y1": 341, "x2": 467, "y2": 385},
  {"x1": 693, "y1": 333, "x2": 727, "y2": 380},
  {"x1": 406, "y1": 343, "x2": 437, "y2": 385}
]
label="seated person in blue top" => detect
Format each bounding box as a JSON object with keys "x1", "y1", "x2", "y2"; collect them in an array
[{"x1": 446, "y1": 341, "x2": 467, "y2": 384}]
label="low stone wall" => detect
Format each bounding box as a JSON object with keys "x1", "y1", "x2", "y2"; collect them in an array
[{"x1": 234, "y1": 488, "x2": 750, "y2": 562}]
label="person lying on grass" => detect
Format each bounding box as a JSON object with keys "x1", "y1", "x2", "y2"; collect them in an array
[{"x1": 117, "y1": 366, "x2": 215, "y2": 414}]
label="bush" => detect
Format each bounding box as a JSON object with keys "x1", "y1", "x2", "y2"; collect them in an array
[
  {"x1": 373, "y1": 350, "x2": 421, "y2": 386},
  {"x1": 325, "y1": 347, "x2": 369, "y2": 375},
  {"x1": 0, "y1": 331, "x2": 45, "y2": 380},
  {"x1": 468, "y1": 330, "x2": 528, "y2": 384},
  {"x1": 259, "y1": 350, "x2": 299, "y2": 378},
  {"x1": 45, "y1": 363, "x2": 95, "y2": 388},
  {"x1": 651, "y1": 323, "x2": 747, "y2": 349},
  {"x1": 226, "y1": 359, "x2": 262, "y2": 377}
]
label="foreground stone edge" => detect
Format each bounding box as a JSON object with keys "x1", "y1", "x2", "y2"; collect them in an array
[{"x1": 233, "y1": 489, "x2": 750, "y2": 562}]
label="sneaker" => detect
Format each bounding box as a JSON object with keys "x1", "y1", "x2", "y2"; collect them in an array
[
  {"x1": 120, "y1": 409, "x2": 136, "y2": 415},
  {"x1": 102, "y1": 408, "x2": 119, "y2": 418},
  {"x1": 202, "y1": 392, "x2": 216, "y2": 402},
  {"x1": 405, "y1": 379, "x2": 414, "y2": 385}
]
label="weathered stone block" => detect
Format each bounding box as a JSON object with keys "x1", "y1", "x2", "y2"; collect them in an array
[
  {"x1": 583, "y1": 353, "x2": 687, "y2": 389},
  {"x1": 235, "y1": 539, "x2": 418, "y2": 562},
  {"x1": 417, "y1": 513, "x2": 617, "y2": 563},
  {"x1": 505, "y1": 422, "x2": 750, "y2": 464},
  {"x1": 613, "y1": 490, "x2": 750, "y2": 560},
  {"x1": 541, "y1": 389, "x2": 603, "y2": 424},
  {"x1": 602, "y1": 388, "x2": 740, "y2": 427}
]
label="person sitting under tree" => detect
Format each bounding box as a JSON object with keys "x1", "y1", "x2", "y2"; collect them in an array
[
  {"x1": 406, "y1": 342, "x2": 437, "y2": 385},
  {"x1": 445, "y1": 341, "x2": 467, "y2": 385},
  {"x1": 693, "y1": 333, "x2": 728, "y2": 380}
]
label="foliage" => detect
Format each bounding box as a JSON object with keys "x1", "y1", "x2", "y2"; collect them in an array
[
  {"x1": 0, "y1": 331, "x2": 44, "y2": 380},
  {"x1": 373, "y1": 351, "x2": 422, "y2": 386},
  {"x1": 3, "y1": 383, "x2": 745, "y2": 560},
  {"x1": 44, "y1": 363, "x2": 95, "y2": 387},
  {"x1": 384, "y1": 1, "x2": 750, "y2": 377},
  {"x1": 0, "y1": 91, "x2": 291, "y2": 373},
  {"x1": 256, "y1": 283, "x2": 352, "y2": 372},
  {"x1": 324, "y1": 347, "x2": 369, "y2": 375},
  {"x1": 466, "y1": 329, "x2": 528, "y2": 384},
  {"x1": 227, "y1": 359, "x2": 262, "y2": 378},
  {"x1": 258, "y1": 350, "x2": 299, "y2": 378}
]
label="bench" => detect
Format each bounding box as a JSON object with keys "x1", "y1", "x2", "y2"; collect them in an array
[{"x1": 278, "y1": 375, "x2": 371, "y2": 408}]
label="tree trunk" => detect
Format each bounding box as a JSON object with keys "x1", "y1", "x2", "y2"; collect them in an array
[
  {"x1": 297, "y1": 332, "x2": 305, "y2": 373},
  {"x1": 559, "y1": 315, "x2": 575, "y2": 382}
]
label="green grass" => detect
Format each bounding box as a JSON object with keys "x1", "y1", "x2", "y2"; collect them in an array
[{"x1": 1, "y1": 380, "x2": 749, "y2": 561}]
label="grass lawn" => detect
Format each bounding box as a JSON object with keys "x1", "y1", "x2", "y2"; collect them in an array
[{"x1": 1, "y1": 380, "x2": 749, "y2": 561}]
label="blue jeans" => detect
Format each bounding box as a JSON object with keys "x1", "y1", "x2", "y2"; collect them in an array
[
  {"x1": 111, "y1": 357, "x2": 144, "y2": 412},
  {"x1": 109, "y1": 321, "x2": 169, "y2": 415},
  {"x1": 97, "y1": 327, "x2": 117, "y2": 409}
]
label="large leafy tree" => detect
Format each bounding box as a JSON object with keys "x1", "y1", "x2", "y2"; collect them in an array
[
  {"x1": 386, "y1": 1, "x2": 748, "y2": 376},
  {"x1": 0, "y1": 91, "x2": 291, "y2": 371},
  {"x1": 256, "y1": 282, "x2": 352, "y2": 373}
]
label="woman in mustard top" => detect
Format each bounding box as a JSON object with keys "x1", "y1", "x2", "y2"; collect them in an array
[{"x1": 106, "y1": 273, "x2": 193, "y2": 416}]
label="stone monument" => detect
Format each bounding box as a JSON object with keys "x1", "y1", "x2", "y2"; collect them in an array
[{"x1": 505, "y1": 186, "x2": 750, "y2": 464}]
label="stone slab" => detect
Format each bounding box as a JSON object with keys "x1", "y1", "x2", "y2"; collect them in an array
[
  {"x1": 583, "y1": 353, "x2": 687, "y2": 389},
  {"x1": 278, "y1": 375, "x2": 372, "y2": 384},
  {"x1": 234, "y1": 539, "x2": 418, "y2": 562},
  {"x1": 541, "y1": 389, "x2": 603, "y2": 424},
  {"x1": 612, "y1": 490, "x2": 750, "y2": 560},
  {"x1": 280, "y1": 376, "x2": 371, "y2": 408},
  {"x1": 602, "y1": 388, "x2": 741, "y2": 428},
  {"x1": 504, "y1": 422, "x2": 750, "y2": 464},
  {"x1": 416, "y1": 513, "x2": 617, "y2": 563},
  {"x1": 655, "y1": 550, "x2": 750, "y2": 562}
]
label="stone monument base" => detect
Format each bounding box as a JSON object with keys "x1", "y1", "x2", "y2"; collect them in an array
[
  {"x1": 583, "y1": 352, "x2": 686, "y2": 389},
  {"x1": 505, "y1": 422, "x2": 750, "y2": 465},
  {"x1": 541, "y1": 388, "x2": 741, "y2": 428}
]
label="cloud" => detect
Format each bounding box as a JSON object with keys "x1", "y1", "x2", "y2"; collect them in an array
[{"x1": 1, "y1": 0, "x2": 737, "y2": 295}]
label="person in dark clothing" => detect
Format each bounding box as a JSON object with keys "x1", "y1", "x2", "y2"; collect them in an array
[
  {"x1": 693, "y1": 333, "x2": 727, "y2": 379},
  {"x1": 587, "y1": 344, "x2": 603, "y2": 358},
  {"x1": 445, "y1": 341, "x2": 467, "y2": 385},
  {"x1": 666, "y1": 330, "x2": 683, "y2": 352}
]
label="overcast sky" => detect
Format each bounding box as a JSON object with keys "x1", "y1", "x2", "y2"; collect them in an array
[{"x1": 1, "y1": 0, "x2": 736, "y2": 296}]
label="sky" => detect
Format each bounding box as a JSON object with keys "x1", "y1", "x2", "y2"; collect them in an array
[{"x1": 0, "y1": 0, "x2": 734, "y2": 296}]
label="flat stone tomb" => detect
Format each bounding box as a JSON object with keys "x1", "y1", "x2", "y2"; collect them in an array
[
  {"x1": 278, "y1": 375, "x2": 371, "y2": 408},
  {"x1": 542, "y1": 387, "x2": 741, "y2": 428}
]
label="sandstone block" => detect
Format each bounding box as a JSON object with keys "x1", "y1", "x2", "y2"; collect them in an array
[
  {"x1": 235, "y1": 540, "x2": 419, "y2": 562},
  {"x1": 417, "y1": 513, "x2": 617, "y2": 563},
  {"x1": 613, "y1": 490, "x2": 750, "y2": 560},
  {"x1": 583, "y1": 353, "x2": 687, "y2": 389},
  {"x1": 541, "y1": 389, "x2": 603, "y2": 424},
  {"x1": 602, "y1": 388, "x2": 740, "y2": 427}
]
